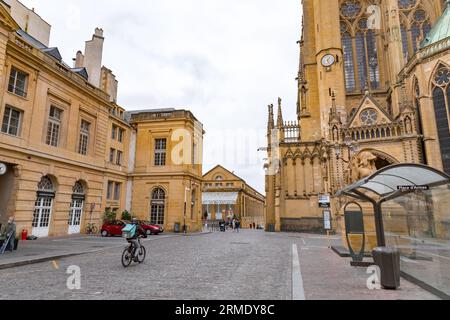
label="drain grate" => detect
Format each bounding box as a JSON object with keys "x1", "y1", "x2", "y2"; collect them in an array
[{"x1": 230, "y1": 242, "x2": 250, "y2": 245}]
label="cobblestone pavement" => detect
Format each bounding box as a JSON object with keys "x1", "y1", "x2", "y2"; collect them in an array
[{"x1": 0, "y1": 230, "x2": 439, "y2": 300}]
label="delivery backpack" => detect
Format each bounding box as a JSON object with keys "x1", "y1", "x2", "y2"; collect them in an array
[{"x1": 122, "y1": 224, "x2": 137, "y2": 239}]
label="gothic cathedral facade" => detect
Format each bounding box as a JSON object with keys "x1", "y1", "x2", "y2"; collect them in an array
[{"x1": 265, "y1": 0, "x2": 450, "y2": 232}]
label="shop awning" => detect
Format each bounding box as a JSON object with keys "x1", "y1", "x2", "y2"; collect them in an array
[
  {"x1": 202, "y1": 192, "x2": 239, "y2": 205},
  {"x1": 336, "y1": 164, "x2": 450, "y2": 202}
]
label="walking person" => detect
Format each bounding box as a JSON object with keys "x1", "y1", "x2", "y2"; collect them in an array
[{"x1": 235, "y1": 219, "x2": 240, "y2": 233}]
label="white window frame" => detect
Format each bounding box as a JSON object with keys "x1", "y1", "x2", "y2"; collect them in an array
[
  {"x1": 8, "y1": 67, "x2": 28, "y2": 98},
  {"x1": 78, "y1": 120, "x2": 90, "y2": 155},
  {"x1": 46, "y1": 106, "x2": 62, "y2": 147},
  {"x1": 154, "y1": 138, "x2": 167, "y2": 166},
  {"x1": 1, "y1": 105, "x2": 22, "y2": 136}
]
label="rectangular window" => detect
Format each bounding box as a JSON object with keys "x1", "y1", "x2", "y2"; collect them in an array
[
  {"x1": 118, "y1": 128, "x2": 124, "y2": 143},
  {"x1": 154, "y1": 138, "x2": 167, "y2": 166},
  {"x1": 8, "y1": 68, "x2": 28, "y2": 98},
  {"x1": 114, "y1": 183, "x2": 121, "y2": 201},
  {"x1": 1, "y1": 106, "x2": 22, "y2": 136},
  {"x1": 78, "y1": 120, "x2": 90, "y2": 155},
  {"x1": 111, "y1": 125, "x2": 117, "y2": 140},
  {"x1": 116, "y1": 150, "x2": 123, "y2": 166},
  {"x1": 109, "y1": 148, "x2": 115, "y2": 163},
  {"x1": 46, "y1": 106, "x2": 62, "y2": 147},
  {"x1": 107, "y1": 181, "x2": 114, "y2": 200}
]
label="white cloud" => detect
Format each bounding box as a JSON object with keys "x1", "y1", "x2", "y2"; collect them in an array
[{"x1": 20, "y1": 0, "x2": 301, "y2": 193}]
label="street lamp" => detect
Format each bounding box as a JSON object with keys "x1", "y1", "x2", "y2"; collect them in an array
[{"x1": 335, "y1": 134, "x2": 360, "y2": 164}]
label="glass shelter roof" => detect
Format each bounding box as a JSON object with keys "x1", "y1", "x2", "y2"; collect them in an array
[{"x1": 336, "y1": 164, "x2": 450, "y2": 202}]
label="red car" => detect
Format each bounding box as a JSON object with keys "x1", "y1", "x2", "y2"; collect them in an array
[
  {"x1": 101, "y1": 220, "x2": 127, "y2": 237},
  {"x1": 139, "y1": 221, "x2": 164, "y2": 236}
]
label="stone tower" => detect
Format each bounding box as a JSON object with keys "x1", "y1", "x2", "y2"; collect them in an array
[{"x1": 265, "y1": 0, "x2": 448, "y2": 233}]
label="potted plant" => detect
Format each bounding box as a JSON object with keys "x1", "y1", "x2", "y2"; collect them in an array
[
  {"x1": 121, "y1": 210, "x2": 132, "y2": 221},
  {"x1": 103, "y1": 210, "x2": 117, "y2": 223}
]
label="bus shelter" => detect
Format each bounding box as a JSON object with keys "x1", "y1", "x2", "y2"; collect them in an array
[{"x1": 337, "y1": 164, "x2": 450, "y2": 298}]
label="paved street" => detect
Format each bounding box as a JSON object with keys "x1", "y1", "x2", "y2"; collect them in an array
[{"x1": 0, "y1": 230, "x2": 439, "y2": 300}]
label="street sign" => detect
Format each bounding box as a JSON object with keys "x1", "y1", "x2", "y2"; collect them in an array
[
  {"x1": 323, "y1": 210, "x2": 332, "y2": 231},
  {"x1": 397, "y1": 185, "x2": 429, "y2": 191},
  {"x1": 319, "y1": 194, "x2": 331, "y2": 208}
]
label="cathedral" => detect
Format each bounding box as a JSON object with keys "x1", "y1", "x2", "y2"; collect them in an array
[{"x1": 265, "y1": 0, "x2": 450, "y2": 232}]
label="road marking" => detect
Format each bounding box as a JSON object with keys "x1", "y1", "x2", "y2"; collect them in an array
[{"x1": 292, "y1": 244, "x2": 306, "y2": 301}]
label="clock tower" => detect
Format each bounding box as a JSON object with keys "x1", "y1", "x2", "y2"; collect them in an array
[{"x1": 298, "y1": 0, "x2": 347, "y2": 141}]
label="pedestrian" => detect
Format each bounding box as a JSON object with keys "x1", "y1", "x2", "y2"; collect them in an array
[
  {"x1": 1, "y1": 217, "x2": 16, "y2": 252},
  {"x1": 235, "y1": 219, "x2": 240, "y2": 233}
]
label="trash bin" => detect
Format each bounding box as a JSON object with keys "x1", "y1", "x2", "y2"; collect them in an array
[
  {"x1": 174, "y1": 223, "x2": 181, "y2": 233},
  {"x1": 372, "y1": 247, "x2": 401, "y2": 290}
]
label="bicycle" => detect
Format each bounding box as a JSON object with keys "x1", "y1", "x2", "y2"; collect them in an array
[
  {"x1": 121, "y1": 236, "x2": 146, "y2": 268},
  {"x1": 85, "y1": 223, "x2": 98, "y2": 235}
]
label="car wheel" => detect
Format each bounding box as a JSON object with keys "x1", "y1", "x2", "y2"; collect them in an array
[
  {"x1": 146, "y1": 230, "x2": 152, "y2": 236},
  {"x1": 101, "y1": 230, "x2": 108, "y2": 237}
]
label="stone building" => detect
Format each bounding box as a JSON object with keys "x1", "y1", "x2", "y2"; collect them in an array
[
  {"x1": 0, "y1": 1, "x2": 204, "y2": 236},
  {"x1": 265, "y1": 0, "x2": 450, "y2": 233},
  {"x1": 202, "y1": 165, "x2": 265, "y2": 228}
]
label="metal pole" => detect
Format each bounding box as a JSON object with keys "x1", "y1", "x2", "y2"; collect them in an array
[{"x1": 374, "y1": 202, "x2": 386, "y2": 247}]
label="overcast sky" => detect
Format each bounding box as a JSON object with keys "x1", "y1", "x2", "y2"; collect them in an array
[{"x1": 21, "y1": 0, "x2": 301, "y2": 193}]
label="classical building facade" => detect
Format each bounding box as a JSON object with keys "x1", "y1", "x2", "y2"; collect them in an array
[
  {"x1": 265, "y1": 0, "x2": 450, "y2": 234},
  {"x1": 0, "y1": 1, "x2": 204, "y2": 236},
  {"x1": 202, "y1": 165, "x2": 265, "y2": 228}
]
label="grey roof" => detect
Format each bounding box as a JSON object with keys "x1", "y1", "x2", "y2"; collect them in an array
[{"x1": 71, "y1": 67, "x2": 89, "y2": 80}]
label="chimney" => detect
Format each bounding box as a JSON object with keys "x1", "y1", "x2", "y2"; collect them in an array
[
  {"x1": 74, "y1": 50, "x2": 84, "y2": 68},
  {"x1": 84, "y1": 28, "x2": 104, "y2": 87},
  {"x1": 101, "y1": 67, "x2": 119, "y2": 103}
]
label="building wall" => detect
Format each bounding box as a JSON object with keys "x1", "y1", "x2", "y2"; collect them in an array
[
  {"x1": 3, "y1": 0, "x2": 51, "y2": 46},
  {"x1": 202, "y1": 165, "x2": 265, "y2": 228},
  {"x1": 129, "y1": 110, "x2": 204, "y2": 233}
]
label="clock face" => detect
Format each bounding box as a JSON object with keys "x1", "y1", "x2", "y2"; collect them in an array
[
  {"x1": 322, "y1": 54, "x2": 335, "y2": 67},
  {"x1": 0, "y1": 163, "x2": 6, "y2": 176}
]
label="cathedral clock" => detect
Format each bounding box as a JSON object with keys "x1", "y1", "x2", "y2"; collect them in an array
[{"x1": 321, "y1": 54, "x2": 336, "y2": 67}]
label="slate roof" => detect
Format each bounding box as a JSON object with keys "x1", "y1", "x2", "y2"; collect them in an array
[{"x1": 421, "y1": 0, "x2": 450, "y2": 48}]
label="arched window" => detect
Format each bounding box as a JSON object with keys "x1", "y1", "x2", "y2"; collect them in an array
[
  {"x1": 33, "y1": 176, "x2": 55, "y2": 237},
  {"x1": 398, "y1": 1, "x2": 433, "y2": 59},
  {"x1": 151, "y1": 188, "x2": 166, "y2": 225},
  {"x1": 340, "y1": 1, "x2": 380, "y2": 92},
  {"x1": 68, "y1": 181, "x2": 85, "y2": 234},
  {"x1": 431, "y1": 65, "x2": 450, "y2": 174}
]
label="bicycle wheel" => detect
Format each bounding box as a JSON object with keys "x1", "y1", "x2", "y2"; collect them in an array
[
  {"x1": 137, "y1": 246, "x2": 146, "y2": 264},
  {"x1": 121, "y1": 248, "x2": 133, "y2": 268}
]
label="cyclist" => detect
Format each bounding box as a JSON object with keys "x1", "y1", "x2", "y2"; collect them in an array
[{"x1": 127, "y1": 218, "x2": 146, "y2": 261}]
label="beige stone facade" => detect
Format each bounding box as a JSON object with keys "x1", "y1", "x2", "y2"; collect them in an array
[
  {"x1": 202, "y1": 165, "x2": 265, "y2": 228},
  {"x1": 0, "y1": 3, "x2": 204, "y2": 236},
  {"x1": 265, "y1": 0, "x2": 450, "y2": 239}
]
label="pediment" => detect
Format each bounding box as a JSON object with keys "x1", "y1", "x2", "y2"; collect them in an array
[
  {"x1": 0, "y1": 4, "x2": 20, "y2": 33},
  {"x1": 203, "y1": 165, "x2": 243, "y2": 183},
  {"x1": 347, "y1": 95, "x2": 393, "y2": 128}
]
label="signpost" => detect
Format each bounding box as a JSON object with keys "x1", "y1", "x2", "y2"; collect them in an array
[
  {"x1": 319, "y1": 194, "x2": 331, "y2": 209},
  {"x1": 323, "y1": 210, "x2": 332, "y2": 248}
]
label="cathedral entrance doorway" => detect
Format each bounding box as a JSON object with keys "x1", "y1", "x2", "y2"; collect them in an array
[{"x1": 0, "y1": 163, "x2": 16, "y2": 229}]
